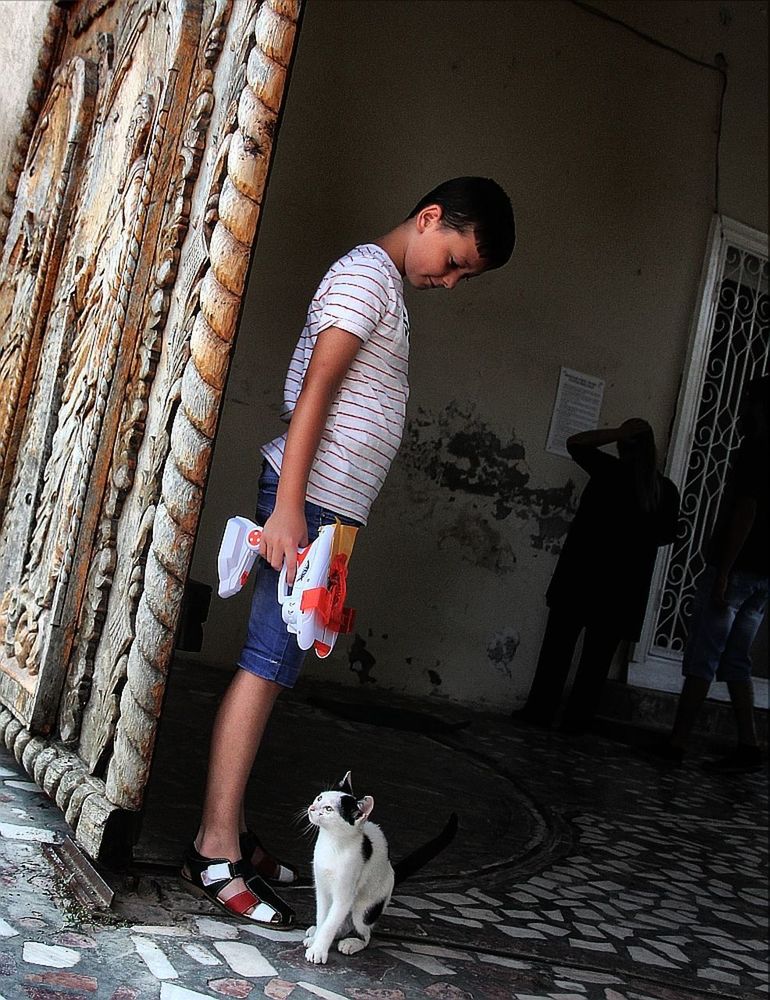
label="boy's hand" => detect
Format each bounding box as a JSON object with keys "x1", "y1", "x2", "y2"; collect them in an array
[{"x1": 260, "y1": 506, "x2": 309, "y2": 584}]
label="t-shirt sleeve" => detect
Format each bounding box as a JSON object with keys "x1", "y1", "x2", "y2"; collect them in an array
[{"x1": 314, "y1": 257, "x2": 390, "y2": 343}]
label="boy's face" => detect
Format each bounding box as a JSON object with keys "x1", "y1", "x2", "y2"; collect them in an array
[{"x1": 404, "y1": 205, "x2": 485, "y2": 290}]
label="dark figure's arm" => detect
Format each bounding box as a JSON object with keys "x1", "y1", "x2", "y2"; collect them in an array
[
  {"x1": 711, "y1": 493, "x2": 757, "y2": 606},
  {"x1": 566, "y1": 420, "x2": 648, "y2": 475},
  {"x1": 567, "y1": 419, "x2": 648, "y2": 451}
]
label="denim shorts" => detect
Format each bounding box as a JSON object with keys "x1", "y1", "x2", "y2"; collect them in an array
[
  {"x1": 237, "y1": 462, "x2": 362, "y2": 688},
  {"x1": 682, "y1": 565, "x2": 769, "y2": 684}
]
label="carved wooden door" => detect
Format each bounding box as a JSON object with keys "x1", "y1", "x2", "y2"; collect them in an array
[{"x1": 0, "y1": 0, "x2": 301, "y2": 859}]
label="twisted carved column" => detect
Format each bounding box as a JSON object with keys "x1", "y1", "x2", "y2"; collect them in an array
[{"x1": 106, "y1": 0, "x2": 301, "y2": 810}]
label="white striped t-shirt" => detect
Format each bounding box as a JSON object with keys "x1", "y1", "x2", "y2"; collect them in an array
[{"x1": 261, "y1": 244, "x2": 410, "y2": 525}]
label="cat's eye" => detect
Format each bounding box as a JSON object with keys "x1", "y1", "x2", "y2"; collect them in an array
[{"x1": 324, "y1": 806, "x2": 333, "y2": 812}]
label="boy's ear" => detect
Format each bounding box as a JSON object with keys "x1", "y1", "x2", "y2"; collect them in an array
[
  {"x1": 416, "y1": 203, "x2": 443, "y2": 230},
  {"x1": 356, "y1": 795, "x2": 374, "y2": 822}
]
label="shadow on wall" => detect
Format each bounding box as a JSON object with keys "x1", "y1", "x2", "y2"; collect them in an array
[{"x1": 399, "y1": 400, "x2": 577, "y2": 555}]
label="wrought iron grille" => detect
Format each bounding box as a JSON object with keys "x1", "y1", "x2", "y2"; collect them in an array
[{"x1": 652, "y1": 242, "x2": 768, "y2": 656}]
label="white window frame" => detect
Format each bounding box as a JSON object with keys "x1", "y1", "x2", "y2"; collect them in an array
[{"x1": 629, "y1": 215, "x2": 768, "y2": 709}]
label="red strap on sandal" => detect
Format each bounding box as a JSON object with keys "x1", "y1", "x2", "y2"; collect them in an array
[{"x1": 224, "y1": 888, "x2": 265, "y2": 916}]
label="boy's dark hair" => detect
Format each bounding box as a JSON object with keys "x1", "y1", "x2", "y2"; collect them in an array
[{"x1": 408, "y1": 176, "x2": 516, "y2": 271}]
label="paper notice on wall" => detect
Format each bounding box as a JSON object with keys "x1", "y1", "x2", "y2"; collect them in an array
[{"x1": 545, "y1": 367, "x2": 605, "y2": 458}]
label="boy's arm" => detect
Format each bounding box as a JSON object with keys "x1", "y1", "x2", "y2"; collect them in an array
[{"x1": 260, "y1": 326, "x2": 362, "y2": 583}]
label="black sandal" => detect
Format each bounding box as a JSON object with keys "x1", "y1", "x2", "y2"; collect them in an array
[
  {"x1": 239, "y1": 829, "x2": 299, "y2": 886},
  {"x1": 181, "y1": 844, "x2": 295, "y2": 927}
]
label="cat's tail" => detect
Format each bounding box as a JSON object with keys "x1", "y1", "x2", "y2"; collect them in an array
[{"x1": 393, "y1": 813, "x2": 458, "y2": 885}]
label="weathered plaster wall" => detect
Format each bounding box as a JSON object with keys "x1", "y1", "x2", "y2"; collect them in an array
[
  {"x1": 0, "y1": 1, "x2": 52, "y2": 201},
  {"x1": 190, "y1": 0, "x2": 767, "y2": 711},
  {"x1": 5, "y1": 2, "x2": 762, "y2": 712}
]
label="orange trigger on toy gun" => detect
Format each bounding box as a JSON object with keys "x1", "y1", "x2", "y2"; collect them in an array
[{"x1": 300, "y1": 553, "x2": 356, "y2": 634}]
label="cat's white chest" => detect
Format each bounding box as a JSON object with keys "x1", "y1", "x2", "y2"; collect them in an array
[
  {"x1": 314, "y1": 836, "x2": 360, "y2": 875},
  {"x1": 314, "y1": 830, "x2": 380, "y2": 895},
  {"x1": 316, "y1": 863, "x2": 343, "y2": 888}
]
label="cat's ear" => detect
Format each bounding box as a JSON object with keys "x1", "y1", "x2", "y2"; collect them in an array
[
  {"x1": 356, "y1": 795, "x2": 374, "y2": 823},
  {"x1": 338, "y1": 771, "x2": 354, "y2": 795}
]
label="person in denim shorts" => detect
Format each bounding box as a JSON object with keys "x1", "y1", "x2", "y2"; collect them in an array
[
  {"x1": 662, "y1": 375, "x2": 768, "y2": 772},
  {"x1": 181, "y1": 179, "x2": 516, "y2": 927}
]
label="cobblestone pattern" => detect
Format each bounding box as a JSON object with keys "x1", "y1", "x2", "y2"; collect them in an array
[{"x1": 0, "y1": 701, "x2": 767, "y2": 999}]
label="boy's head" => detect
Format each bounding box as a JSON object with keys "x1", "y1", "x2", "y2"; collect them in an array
[
  {"x1": 403, "y1": 176, "x2": 515, "y2": 290},
  {"x1": 409, "y1": 177, "x2": 515, "y2": 269}
]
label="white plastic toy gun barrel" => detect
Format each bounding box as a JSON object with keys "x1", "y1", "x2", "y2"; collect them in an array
[{"x1": 217, "y1": 516, "x2": 263, "y2": 599}]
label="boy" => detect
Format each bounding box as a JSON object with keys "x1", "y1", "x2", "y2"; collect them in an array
[{"x1": 182, "y1": 177, "x2": 516, "y2": 925}]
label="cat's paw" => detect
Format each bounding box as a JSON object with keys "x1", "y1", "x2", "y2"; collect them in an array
[
  {"x1": 305, "y1": 942, "x2": 329, "y2": 964},
  {"x1": 338, "y1": 936, "x2": 367, "y2": 956},
  {"x1": 303, "y1": 926, "x2": 316, "y2": 948}
]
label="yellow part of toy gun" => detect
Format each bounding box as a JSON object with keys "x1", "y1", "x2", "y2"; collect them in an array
[{"x1": 217, "y1": 516, "x2": 358, "y2": 659}]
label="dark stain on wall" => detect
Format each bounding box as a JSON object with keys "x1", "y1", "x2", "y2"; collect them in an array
[
  {"x1": 486, "y1": 628, "x2": 521, "y2": 678},
  {"x1": 438, "y1": 512, "x2": 516, "y2": 572},
  {"x1": 348, "y1": 634, "x2": 376, "y2": 684},
  {"x1": 529, "y1": 509, "x2": 574, "y2": 551},
  {"x1": 399, "y1": 401, "x2": 577, "y2": 553}
]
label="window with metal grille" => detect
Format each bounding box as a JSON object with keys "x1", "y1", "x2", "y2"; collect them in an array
[{"x1": 630, "y1": 217, "x2": 768, "y2": 704}]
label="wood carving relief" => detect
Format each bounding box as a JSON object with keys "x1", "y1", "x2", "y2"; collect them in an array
[
  {"x1": 0, "y1": 0, "x2": 181, "y2": 725},
  {"x1": 0, "y1": 4, "x2": 65, "y2": 250},
  {"x1": 71, "y1": 0, "x2": 119, "y2": 38},
  {"x1": 66, "y1": 0, "x2": 234, "y2": 762},
  {"x1": 0, "y1": 0, "x2": 203, "y2": 724},
  {"x1": 0, "y1": 0, "x2": 302, "y2": 858},
  {"x1": 0, "y1": 55, "x2": 96, "y2": 511}
]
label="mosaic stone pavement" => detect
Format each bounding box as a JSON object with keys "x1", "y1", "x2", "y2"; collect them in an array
[{"x1": 0, "y1": 687, "x2": 767, "y2": 1000}]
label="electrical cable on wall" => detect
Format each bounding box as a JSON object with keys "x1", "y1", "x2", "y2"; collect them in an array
[{"x1": 569, "y1": 0, "x2": 728, "y2": 216}]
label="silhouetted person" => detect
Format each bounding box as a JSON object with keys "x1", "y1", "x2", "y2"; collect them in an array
[
  {"x1": 515, "y1": 419, "x2": 680, "y2": 733},
  {"x1": 660, "y1": 375, "x2": 768, "y2": 772}
]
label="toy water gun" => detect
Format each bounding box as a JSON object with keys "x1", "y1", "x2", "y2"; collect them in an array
[
  {"x1": 278, "y1": 521, "x2": 358, "y2": 658},
  {"x1": 217, "y1": 516, "x2": 264, "y2": 599},
  {"x1": 216, "y1": 516, "x2": 358, "y2": 659}
]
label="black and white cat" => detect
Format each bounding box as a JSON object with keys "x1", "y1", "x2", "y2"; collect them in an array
[{"x1": 304, "y1": 771, "x2": 457, "y2": 964}]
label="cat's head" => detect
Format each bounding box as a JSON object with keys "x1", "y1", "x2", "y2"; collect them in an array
[{"x1": 307, "y1": 771, "x2": 374, "y2": 831}]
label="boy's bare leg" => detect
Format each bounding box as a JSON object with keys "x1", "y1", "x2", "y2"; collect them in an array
[
  {"x1": 194, "y1": 670, "x2": 282, "y2": 903},
  {"x1": 727, "y1": 679, "x2": 758, "y2": 746}
]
